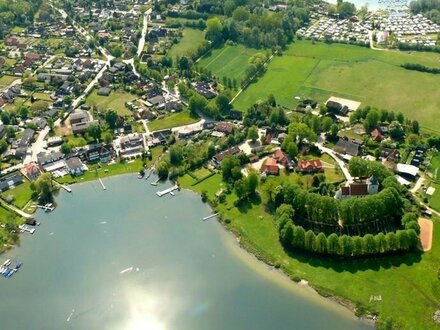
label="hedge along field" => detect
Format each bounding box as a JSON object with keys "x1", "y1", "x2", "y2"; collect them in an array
[
  {"x1": 233, "y1": 40, "x2": 440, "y2": 133},
  {"x1": 198, "y1": 44, "x2": 261, "y2": 84}
]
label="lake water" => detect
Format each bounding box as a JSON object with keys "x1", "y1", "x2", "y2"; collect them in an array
[{"x1": 0, "y1": 175, "x2": 371, "y2": 330}]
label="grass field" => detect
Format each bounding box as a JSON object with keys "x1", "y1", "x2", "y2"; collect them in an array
[
  {"x1": 181, "y1": 172, "x2": 440, "y2": 329},
  {"x1": 0, "y1": 75, "x2": 18, "y2": 88},
  {"x1": 234, "y1": 40, "x2": 440, "y2": 132},
  {"x1": 33, "y1": 92, "x2": 52, "y2": 101},
  {"x1": 85, "y1": 90, "x2": 136, "y2": 116},
  {"x1": 147, "y1": 111, "x2": 199, "y2": 131},
  {"x1": 198, "y1": 45, "x2": 261, "y2": 84},
  {"x1": 430, "y1": 155, "x2": 440, "y2": 180},
  {"x1": 167, "y1": 28, "x2": 205, "y2": 59},
  {"x1": 1, "y1": 181, "x2": 34, "y2": 210}
]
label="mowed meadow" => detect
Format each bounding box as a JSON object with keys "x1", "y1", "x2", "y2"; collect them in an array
[
  {"x1": 198, "y1": 44, "x2": 261, "y2": 84},
  {"x1": 232, "y1": 40, "x2": 440, "y2": 133}
]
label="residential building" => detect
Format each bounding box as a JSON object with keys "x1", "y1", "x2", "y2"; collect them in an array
[{"x1": 297, "y1": 159, "x2": 323, "y2": 173}]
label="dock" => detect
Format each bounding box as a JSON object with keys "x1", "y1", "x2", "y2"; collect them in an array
[
  {"x1": 38, "y1": 204, "x2": 55, "y2": 212},
  {"x1": 202, "y1": 213, "x2": 219, "y2": 221},
  {"x1": 145, "y1": 168, "x2": 153, "y2": 180},
  {"x1": 150, "y1": 178, "x2": 160, "y2": 186},
  {"x1": 156, "y1": 185, "x2": 178, "y2": 197},
  {"x1": 99, "y1": 178, "x2": 106, "y2": 190},
  {"x1": 61, "y1": 184, "x2": 72, "y2": 193},
  {"x1": 19, "y1": 224, "x2": 35, "y2": 234}
]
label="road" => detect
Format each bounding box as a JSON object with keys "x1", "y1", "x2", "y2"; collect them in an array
[
  {"x1": 315, "y1": 135, "x2": 353, "y2": 182},
  {"x1": 124, "y1": 8, "x2": 151, "y2": 77},
  {"x1": 0, "y1": 199, "x2": 33, "y2": 219},
  {"x1": 23, "y1": 126, "x2": 50, "y2": 165}
]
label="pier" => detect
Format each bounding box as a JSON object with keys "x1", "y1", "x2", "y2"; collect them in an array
[
  {"x1": 145, "y1": 168, "x2": 153, "y2": 180},
  {"x1": 19, "y1": 224, "x2": 35, "y2": 234},
  {"x1": 202, "y1": 213, "x2": 219, "y2": 221},
  {"x1": 156, "y1": 185, "x2": 178, "y2": 197},
  {"x1": 99, "y1": 178, "x2": 106, "y2": 190},
  {"x1": 151, "y1": 178, "x2": 160, "y2": 186},
  {"x1": 61, "y1": 185, "x2": 72, "y2": 193},
  {"x1": 38, "y1": 204, "x2": 55, "y2": 212}
]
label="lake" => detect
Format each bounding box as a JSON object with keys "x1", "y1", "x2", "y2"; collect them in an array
[{"x1": 0, "y1": 175, "x2": 371, "y2": 330}]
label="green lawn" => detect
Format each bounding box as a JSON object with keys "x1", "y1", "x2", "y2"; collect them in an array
[
  {"x1": 428, "y1": 183, "x2": 440, "y2": 212},
  {"x1": 183, "y1": 172, "x2": 440, "y2": 329},
  {"x1": 85, "y1": 90, "x2": 137, "y2": 116},
  {"x1": 179, "y1": 173, "x2": 224, "y2": 200},
  {"x1": 234, "y1": 40, "x2": 440, "y2": 132},
  {"x1": 147, "y1": 111, "x2": 199, "y2": 131},
  {"x1": 191, "y1": 167, "x2": 212, "y2": 180},
  {"x1": 167, "y1": 28, "x2": 205, "y2": 59},
  {"x1": 1, "y1": 181, "x2": 34, "y2": 210},
  {"x1": 33, "y1": 92, "x2": 52, "y2": 101},
  {"x1": 198, "y1": 44, "x2": 261, "y2": 84},
  {"x1": 0, "y1": 75, "x2": 18, "y2": 88},
  {"x1": 430, "y1": 154, "x2": 440, "y2": 180}
]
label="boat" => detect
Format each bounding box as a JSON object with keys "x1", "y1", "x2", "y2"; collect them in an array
[
  {"x1": 15, "y1": 263, "x2": 22, "y2": 270},
  {"x1": 3, "y1": 268, "x2": 12, "y2": 277},
  {"x1": 6, "y1": 269, "x2": 14, "y2": 277},
  {"x1": 3, "y1": 259, "x2": 11, "y2": 267}
]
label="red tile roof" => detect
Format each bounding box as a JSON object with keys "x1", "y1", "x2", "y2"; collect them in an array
[{"x1": 298, "y1": 159, "x2": 322, "y2": 172}]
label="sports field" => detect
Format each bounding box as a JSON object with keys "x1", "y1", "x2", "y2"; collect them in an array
[
  {"x1": 198, "y1": 45, "x2": 261, "y2": 84},
  {"x1": 234, "y1": 40, "x2": 440, "y2": 132},
  {"x1": 167, "y1": 28, "x2": 205, "y2": 59}
]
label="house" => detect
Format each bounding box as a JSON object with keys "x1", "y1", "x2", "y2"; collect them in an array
[
  {"x1": 371, "y1": 128, "x2": 383, "y2": 142},
  {"x1": 379, "y1": 147, "x2": 400, "y2": 161},
  {"x1": 79, "y1": 143, "x2": 113, "y2": 163},
  {"x1": 333, "y1": 138, "x2": 361, "y2": 156},
  {"x1": 69, "y1": 112, "x2": 89, "y2": 125},
  {"x1": 150, "y1": 129, "x2": 172, "y2": 145},
  {"x1": 212, "y1": 146, "x2": 240, "y2": 167},
  {"x1": 396, "y1": 163, "x2": 419, "y2": 181},
  {"x1": 178, "y1": 125, "x2": 202, "y2": 139},
  {"x1": 214, "y1": 122, "x2": 235, "y2": 135},
  {"x1": 273, "y1": 149, "x2": 293, "y2": 169},
  {"x1": 260, "y1": 157, "x2": 279, "y2": 175},
  {"x1": 65, "y1": 157, "x2": 86, "y2": 176},
  {"x1": 335, "y1": 176, "x2": 379, "y2": 200},
  {"x1": 98, "y1": 87, "x2": 111, "y2": 96},
  {"x1": 72, "y1": 120, "x2": 98, "y2": 135},
  {"x1": 18, "y1": 128, "x2": 35, "y2": 148},
  {"x1": 147, "y1": 95, "x2": 165, "y2": 107},
  {"x1": 37, "y1": 151, "x2": 64, "y2": 166},
  {"x1": 0, "y1": 173, "x2": 23, "y2": 193},
  {"x1": 326, "y1": 100, "x2": 349, "y2": 116},
  {"x1": 119, "y1": 133, "x2": 144, "y2": 159},
  {"x1": 297, "y1": 159, "x2": 323, "y2": 173},
  {"x1": 23, "y1": 163, "x2": 41, "y2": 181},
  {"x1": 47, "y1": 136, "x2": 63, "y2": 147}
]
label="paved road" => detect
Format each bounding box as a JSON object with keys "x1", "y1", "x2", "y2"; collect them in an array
[
  {"x1": 315, "y1": 137, "x2": 353, "y2": 182},
  {"x1": 24, "y1": 126, "x2": 50, "y2": 165}
]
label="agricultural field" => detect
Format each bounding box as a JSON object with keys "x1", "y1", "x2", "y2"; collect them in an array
[
  {"x1": 234, "y1": 40, "x2": 440, "y2": 132},
  {"x1": 85, "y1": 90, "x2": 136, "y2": 116},
  {"x1": 198, "y1": 44, "x2": 261, "y2": 84},
  {"x1": 147, "y1": 111, "x2": 199, "y2": 131},
  {"x1": 167, "y1": 28, "x2": 205, "y2": 59}
]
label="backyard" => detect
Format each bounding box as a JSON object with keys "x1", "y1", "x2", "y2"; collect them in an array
[
  {"x1": 147, "y1": 111, "x2": 199, "y2": 131},
  {"x1": 0, "y1": 181, "x2": 34, "y2": 210},
  {"x1": 85, "y1": 90, "x2": 136, "y2": 116},
  {"x1": 234, "y1": 40, "x2": 440, "y2": 132}
]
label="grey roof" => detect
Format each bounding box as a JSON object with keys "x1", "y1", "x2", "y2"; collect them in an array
[{"x1": 65, "y1": 157, "x2": 83, "y2": 170}]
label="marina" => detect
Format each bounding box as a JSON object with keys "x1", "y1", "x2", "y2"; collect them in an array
[{"x1": 0, "y1": 259, "x2": 23, "y2": 279}]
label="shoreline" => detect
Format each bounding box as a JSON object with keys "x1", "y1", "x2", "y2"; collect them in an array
[{"x1": 180, "y1": 187, "x2": 375, "y2": 327}]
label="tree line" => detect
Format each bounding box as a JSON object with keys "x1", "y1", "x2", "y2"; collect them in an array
[{"x1": 401, "y1": 62, "x2": 440, "y2": 74}]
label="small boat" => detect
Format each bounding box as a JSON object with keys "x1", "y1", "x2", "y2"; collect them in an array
[
  {"x1": 15, "y1": 263, "x2": 22, "y2": 270},
  {"x1": 3, "y1": 259, "x2": 11, "y2": 267},
  {"x1": 6, "y1": 269, "x2": 14, "y2": 277},
  {"x1": 3, "y1": 268, "x2": 12, "y2": 277}
]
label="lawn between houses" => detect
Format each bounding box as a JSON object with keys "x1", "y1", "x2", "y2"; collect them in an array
[
  {"x1": 234, "y1": 40, "x2": 440, "y2": 133},
  {"x1": 179, "y1": 172, "x2": 440, "y2": 329},
  {"x1": 167, "y1": 28, "x2": 205, "y2": 60},
  {"x1": 85, "y1": 89, "x2": 137, "y2": 116},
  {"x1": 147, "y1": 111, "x2": 199, "y2": 131}
]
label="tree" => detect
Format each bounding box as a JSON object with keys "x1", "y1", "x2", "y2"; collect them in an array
[
  {"x1": 247, "y1": 171, "x2": 259, "y2": 195},
  {"x1": 222, "y1": 156, "x2": 241, "y2": 182},
  {"x1": 348, "y1": 157, "x2": 369, "y2": 179},
  {"x1": 0, "y1": 139, "x2": 7, "y2": 154},
  {"x1": 292, "y1": 226, "x2": 306, "y2": 249},
  {"x1": 215, "y1": 93, "x2": 231, "y2": 113},
  {"x1": 87, "y1": 124, "x2": 102, "y2": 141},
  {"x1": 103, "y1": 132, "x2": 113, "y2": 145},
  {"x1": 339, "y1": 235, "x2": 353, "y2": 257},
  {"x1": 189, "y1": 94, "x2": 207, "y2": 116},
  {"x1": 389, "y1": 121, "x2": 404, "y2": 140},
  {"x1": 364, "y1": 109, "x2": 380, "y2": 130},
  {"x1": 31, "y1": 173, "x2": 54, "y2": 203},
  {"x1": 268, "y1": 94, "x2": 276, "y2": 107},
  {"x1": 330, "y1": 124, "x2": 339, "y2": 138},
  {"x1": 337, "y1": 1, "x2": 356, "y2": 18},
  {"x1": 322, "y1": 117, "x2": 333, "y2": 132},
  {"x1": 362, "y1": 234, "x2": 377, "y2": 254},
  {"x1": 105, "y1": 110, "x2": 118, "y2": 129},
  {"x1": 412, "y1": 120, "x2": 420, "y2": 134},
  {"x1": 286, "y1": 142, "x2": 298, "y2": 159},
  {"x1": 304, "y1": 230, "x2": 316, "y2": 251},
  {"x1": 327, "y1": 233, "x2": 339, "y2": 255},
  {"x1": 169, "y1": 145, "x2": 183, "y2": 165},
  {"x1": 206, "y1": 17, "x2": 223, "y2": 45},
  {"x1": 315, "y1": 232, "x2": 327, "y2": 254},
  {"x1": 288, "y1": 122, "x2": 317, "y2": 143},
  {"x1": 375, "y1": 233, "x2": 388, "y2": 253},
  {"x1": 157, "y1": 161, "x2": 169, "y2": 180},
  {"x1": 60, "y1": 142, "x2": 72, "y2": 155},
  {"x1": 235, "y1": 178, "x2": 248, "y2": 201},
  {"x1": 247, "y1": 125, "x2": 259, "y2": 142},
  {"x1": 19, "y1": 106, "x2": 28, "y2": 119}
]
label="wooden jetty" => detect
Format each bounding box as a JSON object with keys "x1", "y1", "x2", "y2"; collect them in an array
[
  {"x1": 99, "y1": 178, "x2": 106, "y2": 190},
  {"x1": 156, "y1": 185, "x2": 178, "y2": 197},
  {"x1": 202, "y1": 213, "x2": 218, "y2": 221}
]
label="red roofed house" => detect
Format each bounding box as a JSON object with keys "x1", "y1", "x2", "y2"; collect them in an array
[
  {"x1": 371, "y1": 128, "x2": 383, "y2": 142},
  {"x1": 4, "y1": 37, "x2": 19, "y2": 46},
  {"x1": 297, "y1": 159, "x2": 322, "y2": 173},
  {"x1": 23, "y1": 162, "x2": 41, "y2": 181},
  {"x1": 273, "y1": 149, "x2": 291, "y2": 169},
  {"x1": 335, "y1": 176, "x2": 379, "y2": 200},
  {"x1": 260, "y1": 157, "x2": 279, "y2": 175}
]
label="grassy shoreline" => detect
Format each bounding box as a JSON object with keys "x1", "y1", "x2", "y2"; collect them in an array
[{"x1": 179, "y1": 173, "x2": 440, "y2": 329}]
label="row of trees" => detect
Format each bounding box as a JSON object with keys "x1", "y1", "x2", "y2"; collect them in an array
[{"x1": 280, "y1": 222, "x2": 419, "y2": 257}]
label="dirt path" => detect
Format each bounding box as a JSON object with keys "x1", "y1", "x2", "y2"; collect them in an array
[{"x1": 418, "y1": 218, "x2": 433, "y2": 252}]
